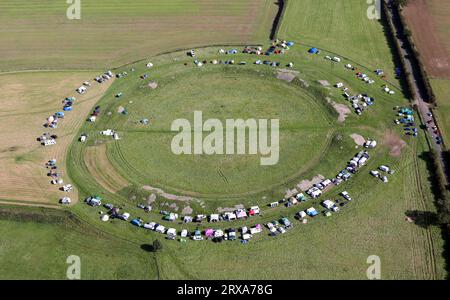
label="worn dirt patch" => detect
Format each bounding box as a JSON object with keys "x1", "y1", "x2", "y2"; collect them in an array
[
  {"x1": 142, "y1": 185, "x2": 194, "y2": 201},
  {"x1": 284, "y1": 188, "x2": 299, "y2": 199},
  {"x1": 182, "y1": 206, "x2": 193, "y2": 215},
  {"x1": 276, "y1": 69, "x2": 299, "y2": 82},
  {"x1": 217, "y1": 204, "x2": 245, "y2": 213},
  {"x1": 350, "y1": 133, "x2": 366, "y2": 146},
  {"x1": 327, "y1": 97, "x2": 351, "y2": 122},
  {"x1": 318, "y1": 80, "x2": 330, "y2": 87},
  {"x1": 383, "y1": 130, "x2": 407, "y2": 157},
  {"x1": 148, "y1": 81, "x2": 158, "y2": 89},
  {"x1": 297, "y1": 175, "x2": 325, "y2": 191}
]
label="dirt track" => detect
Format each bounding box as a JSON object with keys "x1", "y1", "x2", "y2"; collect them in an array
[{"x1": 403, "y1": 0, "x2": 450, "y2": 78}]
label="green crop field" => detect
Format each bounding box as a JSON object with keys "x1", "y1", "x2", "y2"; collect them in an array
[
  {"x1": 0, "y1": 0, "x2": 447, "y2": 280},
  {"x1": 278, "y1": 0, "x2": 398, "y2": 76},
  {"x1": 432, "y1": 79, "x2": 450, "y2": 145},
  {"x1": 0, "y1": 0, "x2": 277, "y2": 71}
]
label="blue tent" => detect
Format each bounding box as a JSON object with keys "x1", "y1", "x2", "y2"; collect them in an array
[
  {"x1": 308, "y1": 47, "x2": 318, "y2": 54},
  {"x1": 55, "y1": 112, "x2": 65, "y2": 117},
  {"x1": 307, "y1": 208, "x2": 319, "y2": 217},
  {"x1": 63, "y1": 106, "x2": 73, "y2": 111},
  {"x1": 287, "y1": 41, "x2": 294, "y2": 47}
]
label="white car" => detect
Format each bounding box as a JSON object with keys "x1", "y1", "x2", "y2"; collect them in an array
[
  {"x1": 341, "y1": 191, "x2": 352, "y2": 201},
  {"x1": 121, "y1": 212, "x2": 130, "y2": 221},
  {"x1": 278, "y1": 227, "x2": 286, "y2": 234},
  {"x1": 167, "y1": 228, "x2": 177, "y2": 240},
  {"x1": 59, "y1": 197, "x2": 71, "y2": 204},
  {"x1": 62, "y1": 184, "x2": 73, "y2": 192},
  {"x1": 370, "y1": 170, "x2": 380, "y2": 177},
  {"x1": 379, "y1": 165, "x2": 390, "y2": 173},
  {"x1": 144, "y1": 222, "x2": 156, "y2": 230},
  {"x1": 51, "y1": 178, "x2": 63, "y2": 185},
  {"x1": 297, "y1": 211, "x2": 307, "y2": 219},
  {"x1": 155, "y1": 224, "x2": 166, "y2": 233}
]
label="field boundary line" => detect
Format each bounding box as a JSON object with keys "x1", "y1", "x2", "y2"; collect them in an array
[{"x1": 0, "y1": 199, "x2": 60, "y2": 209}]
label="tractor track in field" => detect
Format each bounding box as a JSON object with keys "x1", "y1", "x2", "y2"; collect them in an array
[
  {"x1": 217, "y1": 168, "x2": 229, "y2": 184},
  {"x1": 411, "y1": 142, "x2": 437, "y2": 279}
]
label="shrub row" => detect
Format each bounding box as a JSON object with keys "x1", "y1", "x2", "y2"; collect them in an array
[
  {"x1": 380, "y1": 0, "x2": 416, "y2": 100},
  {"x1": 0, "y1": 205, "x2": 74, "y2": 225},
  {"x1": 428, "y1": 150, "x2": 450, "y2": 225},
  {"x1": 395, "y1": 4, "x2": 437, "y2": 105},
  {"x1": 271, "y1": 0, "x2": 288, "y2": 40}
]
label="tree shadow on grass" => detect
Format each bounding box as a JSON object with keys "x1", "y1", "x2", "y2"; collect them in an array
[
  {"x1": 140, "y1": 244, "x2": 155, "y2": 252},
  {"x1": 405, "y1": 210, "x2": 439, "y2": 229}
]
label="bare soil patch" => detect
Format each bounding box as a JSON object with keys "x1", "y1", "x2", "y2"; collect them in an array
[
  {"x1": 318, "y1": 80, "x2": 330, "y2": 87},
  {"x1": 327, "y1": 97, "x2": 351, "y2": 122},
  {"x1": 182, "y1": 206, "x2": 193, "y2": 215},
  {"x1": 217, "y1": 204, "x2": 245, "y2": 213},
  {"x1": 297, "y1": 175, "x2": 325, "y2": 191},
  {"x1": 148, "y1": 81, "x2": 158, "y2": 89},
  {"x1": 403, "y1": 0, "x2": 450, "y2": 78},
  {"x1": 350, "y1": 133, "x2": 366, "y2": 146},
  {"x1": 284, "y1": 188, "x2": 299, "y2": 199},
  {"x1": 383, "y1": 130, "x2": 407, "y2": 157},
  {"x1": 142, "y1": 185, "x2": 194, "y2": 201},
  {"x1": 276, "y1": 69, "x2": 299, "y2": 82}
]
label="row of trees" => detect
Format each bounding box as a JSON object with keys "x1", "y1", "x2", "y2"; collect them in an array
[
  {"x1": 381, "y1": 1, "x2": 416, "y2": 100},
  {"x1": 393, "y1": 1, "x2": 437, "y2": 106}
]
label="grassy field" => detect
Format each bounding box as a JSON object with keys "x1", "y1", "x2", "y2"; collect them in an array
[
  {"x1": 0, "y1": 0, "x2": 277, "y2": 71},
  {"x1": 99, "y1": 69, "x2": 332, "y2": 197},
  {"x1": 63, "y1": 43, "x2": 445, "y2": 279},
  {"x1": 0, "y1": 0, "x2": 446, "y2": 280},
  {"x1": 432, "y1": 79, "x2": 450, "y2": 144},
  {"x1": 0, "y1": 71, "x2": 112, "y2": 206},
  {"x1": 0, "y1": 206, "x2": 158, "y2": 279},
  {"x1": 428, "y1": 0, "x2": 450, "y2": 148},
  {"x1": 278, "y1": 0, "x2": 399, "y2": 79}
]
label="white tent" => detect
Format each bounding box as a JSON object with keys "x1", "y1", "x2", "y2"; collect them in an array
[
  {"x1": 322, "y1": 200, "x2": 335, "y2": 210},
  {"x1": 209, "y1": 214, "x2": 219, "y2": 222}
]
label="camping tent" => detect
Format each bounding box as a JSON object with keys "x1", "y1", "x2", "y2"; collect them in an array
[
  {"x1": 236, "y1": 209, "x2": 247, "y2": 219},
  {"x1": 306, "y1": 207, "x2": 319, "y2": 217},
  {"x1": 205, "y1": 229, "x2": 214, "y2": 238},
  {"x1": 224, "y1": 212, "x2": 236, "y2": 221},
  {"x1": 308, "y1": 47, "x2": 319, "y2": 54},
  {"x1": 209, "y1": 214, "x2": 219, "y2": 222},
  {"x1": 322, "y1": 200, "x2": 335, "y2": 210}
]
